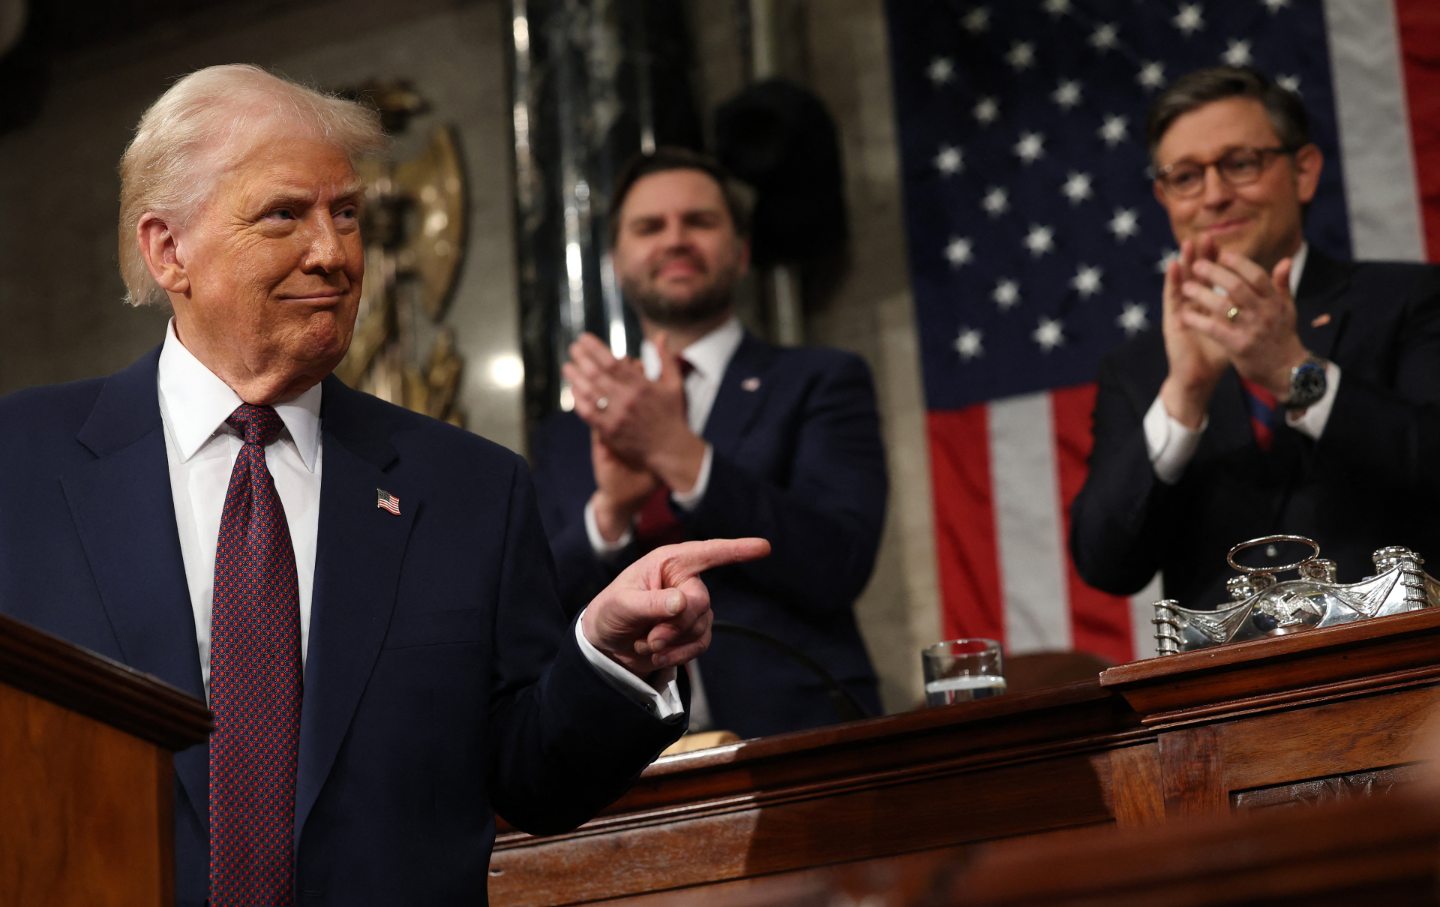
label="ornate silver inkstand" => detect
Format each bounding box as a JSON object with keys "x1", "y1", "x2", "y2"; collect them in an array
[{"x1": 1153, "y1": 535, "x2": 1440, "y2": 655}]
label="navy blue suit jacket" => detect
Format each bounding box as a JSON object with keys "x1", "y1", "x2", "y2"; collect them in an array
[
  {"x1": 0, "y1": 348, "x2": 682, "y2": 905},
  {"x1": 531, "y1": 333, "x2": 886, "y2": 739},
  {"x1": 1071, "y1": 252, "x2": 1440, "y2": 610}
]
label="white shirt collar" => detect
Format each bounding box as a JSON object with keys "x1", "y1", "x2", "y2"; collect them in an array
[
  {"x1": 157, "y1": 319, "x2": 323, "y2": 471},
  {"x1": 640, "y1": 317, "x2": 744, "y2": 381},
  {"x1": 1289, "y1": 242, "x2": 1308, "y2": 297}
]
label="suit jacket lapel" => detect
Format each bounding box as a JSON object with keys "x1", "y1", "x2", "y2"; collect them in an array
[
  {"x1": 294, "y1": 377, "x2": 415, "y2": 840},
  {"x1": 702, "y1": 333, "x2": 774, "y2": 457},
  {"x1": 60, "y1": 349, "x2": 209, "y2": 827},
  {"x1": 1294, "y1": 249, "x2": 1352, "y2": 360}
]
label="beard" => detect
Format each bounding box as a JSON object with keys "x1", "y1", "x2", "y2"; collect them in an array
[{"x1": 621, "y1": 254, "x2": 740, "y2": 328}]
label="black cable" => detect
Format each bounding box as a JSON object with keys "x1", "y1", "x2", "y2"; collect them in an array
[{"x1": 711, "y1": 619, "x2": 871, "y2": 723}]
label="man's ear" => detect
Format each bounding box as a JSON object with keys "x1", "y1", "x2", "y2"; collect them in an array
[
  {"x1": 737, "y1": 237, "x2": 752, "y2": 278},
  {"x1": 1292, "y1": 143, "x2": 1323, "y2": 206},
  {"x1": 136, "y1": 213, "x2": 189, "y2": 295}
]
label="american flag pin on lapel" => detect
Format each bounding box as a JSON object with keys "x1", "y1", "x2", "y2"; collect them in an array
[
  {"x1": 376, "y1": 488, "x2": 401, "y2": 516},
  {"x1": 741, "y1": 377, "x2": 761, "y2": 392}
]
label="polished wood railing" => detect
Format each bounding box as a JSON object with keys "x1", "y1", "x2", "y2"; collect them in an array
[
  {"x1": 491, "y1": 608, "x2": 1440, "y2": 905},
  {"x1": 1, "y1": 613, "x2": 211, "y2": 906}
]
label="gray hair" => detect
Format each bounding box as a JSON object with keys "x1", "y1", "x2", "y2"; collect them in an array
[
  {"x1": 118, "y1": 64, "x2": 386, "y2": 307},
  {"x1": 1146, "y1": 65, "x2": 1311, "y2": 163}
]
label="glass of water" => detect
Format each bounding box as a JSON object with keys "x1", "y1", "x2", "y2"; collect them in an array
[{"x1": 922, "y1": 638, "x2": 1006, "y2": 706}]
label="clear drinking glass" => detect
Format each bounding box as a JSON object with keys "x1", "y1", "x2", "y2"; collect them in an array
[{"x1": 922, "y1": 638, "x2": 1006, "y2": 706}]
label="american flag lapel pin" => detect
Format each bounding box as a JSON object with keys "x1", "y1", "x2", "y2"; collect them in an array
[{"x1": 376, "y1": 488, "x2": 401, "y2": 516}]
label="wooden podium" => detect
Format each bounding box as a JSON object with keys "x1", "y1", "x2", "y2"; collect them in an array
[
  {"x1": 0, "y1": 613, "x2": 211, "y2": 906},
  {"x1": 489, "y1": 607, "x2": 1440, "y2": 906}
]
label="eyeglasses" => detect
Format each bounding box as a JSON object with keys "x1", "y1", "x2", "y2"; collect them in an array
[{"x1": 1152, "y1": 146, "x2": 1295, "y2": 199}]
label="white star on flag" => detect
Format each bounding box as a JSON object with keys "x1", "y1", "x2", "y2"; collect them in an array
[
  {"x1": 982, "y1": 186, "x2": 1009, "y2": 217},
  {"x1": 945, "y1": 236, "x2": 974, "y2": 267},
  {"x1": 1014, "y1": 132, "x2": 1046, "y2": 164},
  {"x1": 1222, "y1": 39, "x2": 1252, "y2": 67},
  {"x1": 1006, "y1": 41, "x2": 1036, "y2": 71},
  {"x1": 1157, "y1": 248, "x2": 1179, "y2": 274},
  {"x1": 1024, "y1": 224, "x2": 1055, "y2": 257},
  {"x1": 1032, "y1": 317, "x2": 1065, "y2": 352},
  {"x1": 934, "y1": 145, "x2": 963, "y2": 175},
  {"x1": 1277, "y1": 74, "x2": 1301, "y2": 94},
  {"x1": 927, "y1": 57, "x2": 955, "y2": 85},
  {"x1": 954, "y1": 327, "x2": 984, "y2": 361},
  {"x1": 992, "y1": 278, "x2": 1021, "y2": 310},
  {"x1": 1090, "y1": 23, "x2": 1119, "y2": 52},
  {"x1": 1138, "y1": 61, "x2": 1165, "y2": 90},
  {"x1": 1098, "y1": 115, "x2": 1129, "y2": 147},
  {"x1": 1042, "y1": 0, "x2": 1070, "y2": 16},
  {"x1": 974, "y1": 97, "x2": 1000, "y2": 125},
  {"x1": 1108, "y1": 208, "x2": 1139, "y2": 241},
  {"x1": 1173, "y1": 4, "x2": 1204, "y2": 35},
  {"x1": 1117, "y1": 303, "x2": 1151, "y2": 336},
  {"x1": 961, "y1": 6, "x2": 990, "y2": 33},
  {"x1": 1263, "y1": 0, "x2": 1290, "y2": 11},
  {"x1": 1061, "y1": 171, "x2": 1093, "y2": 204},
  {"x1": 1071, "y1": 265, "x2": 1103, "y2": 297},
  {"x1": 1052, "y1": 80, "x2": 1082, "y2": 110}
]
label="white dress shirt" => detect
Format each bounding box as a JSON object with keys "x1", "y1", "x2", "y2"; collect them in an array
[
  {"x1": 157, "y1": 321, "x2": 679, "y2": 717},
  {"x1": 1147, "y1": 244, "x2": 1342, "y2": 483}
]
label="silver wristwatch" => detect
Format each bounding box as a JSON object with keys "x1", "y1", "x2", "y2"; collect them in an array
[{"x1": 1283, "y1": 356, "x2": 1327, "y2": 410}]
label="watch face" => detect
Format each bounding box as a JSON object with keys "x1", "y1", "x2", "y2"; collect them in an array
[{"x1": 1288, "y1": 360, "x2": 1326, "y2": 408}]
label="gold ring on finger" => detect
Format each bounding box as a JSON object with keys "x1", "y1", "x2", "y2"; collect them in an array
[{"x1": 1225, "y1": 305, "x2": 1241, "y2": 322}]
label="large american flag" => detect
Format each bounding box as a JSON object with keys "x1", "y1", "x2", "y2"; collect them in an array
[{"x1": 883, "y1": 0, "x2": 1440, "y2": 663}]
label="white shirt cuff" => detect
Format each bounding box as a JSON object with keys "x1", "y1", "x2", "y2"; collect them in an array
[
  {"x1": 574, "y1": 610, "x2": 684, "y2": 720},
  {"x1": 584, "y1": 497, "x2": 635, "y2": 557},
  {"x1": 670, "y1": 444, "x2": 713, "y2": 510},
  {"x1": 1283, "y1": 361, "x2": 1341, "y2": 440},
  {"x1": 1144, "y1": 394, "x2": 1205, "y2": 485}
]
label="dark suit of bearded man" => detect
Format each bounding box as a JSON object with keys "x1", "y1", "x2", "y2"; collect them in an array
[{"x1": 533, "y1": 329, "x2": 887, "y2": 739}]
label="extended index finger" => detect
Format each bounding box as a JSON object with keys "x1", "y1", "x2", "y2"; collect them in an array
[{"x1": 655, "y1": 537, "x2": 771, "y2": 581}]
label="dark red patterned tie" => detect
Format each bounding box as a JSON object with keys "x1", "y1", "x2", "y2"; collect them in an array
[
  {"x1": 209, "y1": 404, "x2": 301, "y2": 906},
  {"x1": 1240, "y1": 378, "x2": 1279, "y2": 451},
  {"x1": 634, "y1": 359, "x2": 694, "y2": 549}
]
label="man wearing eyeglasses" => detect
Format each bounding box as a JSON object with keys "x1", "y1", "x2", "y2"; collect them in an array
[{"x1": 1071, "y1": 65, "x2": 1440, "y2": 611}]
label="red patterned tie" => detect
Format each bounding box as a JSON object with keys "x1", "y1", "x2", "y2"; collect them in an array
[
  {"x1": 209, "y1": 404, "x2": 301, "y2": 906},
  {"x1": 634, "y1": 358, "x2": 693, "y2": 549},
  {"x1": 1240, "y1": 378, "x2": 1279, "y2": 451}
]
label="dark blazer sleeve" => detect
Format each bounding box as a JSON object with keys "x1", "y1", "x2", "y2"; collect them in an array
[
  {"x1": 530, "y1": 413, "x2": 625, "y2": 614},
  {"x1": 1068, "y1": 350, "x2": 1176, "y2": 596},
  {"x1": 1310, "y1": 263, "x2": 1440, "y2": 496},
  {"x1": 486, "y1": 460, "x2": 682, "y2": 834},
  {"x1": 683, "y1": 351, "x2": 888, "y2": 621}
]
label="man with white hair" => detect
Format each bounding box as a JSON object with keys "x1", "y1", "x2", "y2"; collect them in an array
[{"x1": 0, "y1": 64, "x2": 766, "y2": 905}]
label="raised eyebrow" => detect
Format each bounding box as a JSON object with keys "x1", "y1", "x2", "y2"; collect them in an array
[
  {"x1": 334, "y1": 184, "x2": 367, "y2": 208},
  {"x1": 625, "y1": 214, "x2": 666, "y2": 231},
  {"x1": 682, "y1": 208, "x2": 725, "y2": 224},
  {"x1": 1167, "y1": 144, "x2": 1257, "y2": 169}
]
